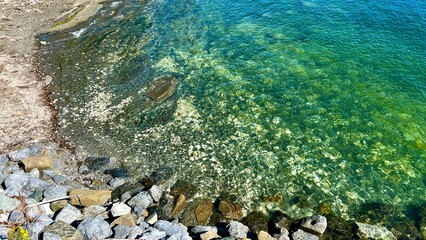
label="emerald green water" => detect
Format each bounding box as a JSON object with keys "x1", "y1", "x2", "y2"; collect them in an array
[{"x1": 39, "y1": 0, "x2": 425, "y2": 220}]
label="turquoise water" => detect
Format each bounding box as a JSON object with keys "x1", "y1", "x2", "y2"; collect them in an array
[{"x1": 40, "y1": 0, "x2": 426, "y2": 219}]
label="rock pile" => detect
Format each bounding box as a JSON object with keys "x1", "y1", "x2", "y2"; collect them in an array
[{"x1": 0, "y1": 144, "x2": 413, "y2": 240}]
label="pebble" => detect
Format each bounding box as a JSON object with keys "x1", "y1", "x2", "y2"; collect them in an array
[
  {"x1": 149, "y1": 185, "x2": 163, "y2": 202},
  {"x1": 0, "y1": 193, "x2": 20, "y2": 211},
  {"x1": 146, "y1": 212, "x2": 158, "y2": 225}
]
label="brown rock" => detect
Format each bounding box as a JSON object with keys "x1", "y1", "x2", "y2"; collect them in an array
[
  {"x1": 21, "y1": 155, "x2": 52, "y2": 172},
  {"x1": 69, "y1": 189, "x2": 111, "y2": 207},
  {"x1": 147, "y1": 76, "x2": 178, "y2": 101},
  {"x1": 258, "y1": 231, "x2": 277, "y2": 240},
  {"x1": 218, "y1": 200, "x2": 243, "y2": 220},
  {"x1": 172, "y1": 194, "x2": 187, "y2": 215},
  {"x1": 110, "y1": 213, "x2": 137, "y2": 227},
  {"x1": 200, "y1": 231, "x2": 221, "y2": 240},
  {"x1": 195, "y1": 199, "x2": 213, "y2": 225}
]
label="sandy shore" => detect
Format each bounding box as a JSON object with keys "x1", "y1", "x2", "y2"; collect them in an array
[{"x1": 0, "y1": 0, "x2": 105, "y2": 154}]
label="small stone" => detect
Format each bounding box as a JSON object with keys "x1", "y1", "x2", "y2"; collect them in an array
[
  {"x1": 147, "y1": 76, "x2": 179, "y2": 101},
  {"x1": 0, "y1": 155, "x2": 8, "y2": 171},
  {"x1": 77, "y1": 216, "x2": 112, "y2": 240},
  {"x1": 22, "y1": 155, "x2": 52, "y2": 172},
  {"x1": 154, "y1": 220, "x2": 191, "y2": 239},
  {"x1": 219, "y1": 200, "x2": 243, "y2": 220},
  {"x1": 7, "y1": 148, "x2": 31, "y2": 162},
  {"x1": 44, "y1": 185, "x2": 68, "y2": 200},
  {"x1": 55, "y1": 204, "x2": 81, "y2": 224},
  {"x1": 43, "y1": 221, "x2": 81, "y2": 240},
  {"x1": 292, "y1": 229, "x2": 319, "y2": 240},
  {"x1": 50, "y1": 200, "x2": 68, "y2": 212},
  {"x1": 227, "y1": 221, "x2": 249, "y2": 239},
  {"x1": 200, "y1": 231, "x2": 221, "y2": 240},
  {"x1": 85, "y1": 157, "x2": 110, "y2": 171},
  {"x1": 103, "y1": 168, "x2": 130, "y2": 178},
  {"x1": 128, "y1": 226, "x2": 143, "y2": 239},
  {"x1": 356, "y1": 222, "x2": 397, "y2": 240},
  {"x1": 258, "y1": 231, "x2": 277, "y2": 240},
  {"x1": 111, "y1": 202, "x2": 131, "y2": 217},
  {"x1": 0, "y1": 193, "x2": 20, "y2": 211},
  {"x1": 81, "y1": 205, "x2": 107, "y2": 219},
  {"x1": 172, "y1": 194, "x2": 187, "y2": 215},
  {"x1": 195, "y1": 199, "x2": 213, "y2": 225},
  {"x1": 192, "y1": 226, "x2": 217, "y2": 234},
  {"x1": 108, "y1": 178, "x2": 125, "y2": 188},
  {"x1": 69, "y1": 189, "x2": 111, "y2": 206},
  {"x1": 78, "y1": 164, "x2": 90, "y2": 174},
  {"x1": 277, "y1": 228, "x2": 290, "y2": 240},
  {"x1": 42, "y1": 232, "x2": 62, "y2": 240},
  {"x1": 146, "y1": 212, "x2": 158, "y2": 225},
  {"x1": 9, "y1": 210, "x2": 25, "y2": 224},
  {"x1": 140, "y1": 228, "x2": 166, "y2": 240},
  {"x1": 149, "y1": 185, "x2": 163, "y2": 202},
  {"x1": 111, "y1": 213, "x2": 137, "y2": 227},
  {"x1": 40, "y1": 41, "x2": 48, "y2": 46},
  {"x1": 29, "y1": 168, "x2": 40, "y2": 178},
  {"x1": 120, "y1": 191, "x2": 132, "y2": 202},
  {"x1": 300, "y1": 215, "x2": 327, "y2": 235},
  {"x1": 127, "y1": 191, "x2": 153, "y2": 216},
  {"x1": 113, "y1": 225, "x2": 131, "y2": 239}
]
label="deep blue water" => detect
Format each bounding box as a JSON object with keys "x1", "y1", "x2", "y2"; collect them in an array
[{"x1": 40, "y1": 0, "x2": 426, "y2": 219}]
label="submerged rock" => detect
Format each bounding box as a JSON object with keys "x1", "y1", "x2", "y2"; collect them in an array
[
  {"x1": 356, "y1": 222, "x2": 396, "y2": 240},
  {"x1": 147, "y1": 76, "x2": 178, "y2": 101}
]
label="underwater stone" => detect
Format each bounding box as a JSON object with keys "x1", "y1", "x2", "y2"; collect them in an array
[
  {"x1": 356, "y1": 222, "x2": 396, "y2": 240},
  {"x1": 103, "y1": 168, "x2": 130, "y2": 178},
  {"x1": 147, "y1": 76, "x2": 178, "y2": 101},
  {"x1": 84, "y1": 157, "x2": 110, "y2": 171},
  {"x1": 170, "y1": 180, "x2": 197, "y2": 198},
  {"x1": 242, "y1": 211, "x2": 269, "y2": 233}
]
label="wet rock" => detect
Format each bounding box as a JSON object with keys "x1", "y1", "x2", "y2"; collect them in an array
[
  {"x1": 55, "y1": 204, "x2": 81, "y2": 224},
  {"x1": 7, "y1": 148, "x2": 31, "y2": 162},
  {"x1": 69, "y1": 189, "x2": 111, "y2": 206},
  {"x1": 84, "y1": 157, "x2": 110, "y2": 171},
  {"x1": 200, "y1": 231, "x2": 221, "y2": 240},
  {"x1": 149, "y1": 185, "x2": 164, "y2": 203},
  {"x1": 113, "y1": 224, "x2": 131, "y2": 239},
  {"x1": 356, "y1": 222, "x2": 396, "y2": 240},
  {"x1": 243, "y1": 211, "x2": 269, "y2": 233},
  {"x1": 218, "y1": 200, "x2": 243, "y2": 220},
  {"x1": 180, "y1": 201, "x2": 199, "y2": 226},
  {"x1": 21, "y1": 155, "x2": 52, "y2": 172},
  {"x1": 108, "y1": 178, "x2": 125, "y2": 188},
  {"x1": 111, "y1": 213, "x2": 137, "y2": 227},
  {"x1": 77, "y1": 216, "x2": 112, "y2": 240},
  {"x1": 0, "y1": 193, "x2": 20, "y2": 211},
  {"x1": 195, "y1": 199, "x2": 213, "y2": 225},
  {"x1": 103, "y1": 168, "x2": 130, "y2": 178},
  {"x1": 227, "y1": 221, "x2": 249, "y2": 238},
  {"x1": 172, "y1": 194, "x2": 187, "y2": 215},
  {"x1": 111, "y1": 202, "x2": 132, "y2": 217},
  {"x1": 292, "y1": 229, "x2": 319, "y2": 240},
  {"x1": 43, "y1": 221, "x2": 81, "y2": 240},
  {"x1": 300, "y1": 215, "x2": 327, "y2": 235},
  {"x1": 154, "y1": 220, "x2": 191, "y2": 239},
  {"x1": 156, "y1": 194, "x2": 175, "y2": 221},
  {"x1": 258, "y1": 230, "x2": 277, "y2": 240},
  {"x1": 147, "y1": 76, "x2": 179, "y2": 101},
  {"x1": 170, "y1": 180, "x2": 197, "y2": 198},
  {"x1": 44, "y1": 185, "x2": 68, "y2": 200},
  {"x1": 127, "y1": 191, "x2": 153, "y2": 216},
  {"x1": 9, "y1": 210, "x2": 25, "y2": 224},
  {"x1": 146, "y1": 212, "x2": 158, "y2": 225}
]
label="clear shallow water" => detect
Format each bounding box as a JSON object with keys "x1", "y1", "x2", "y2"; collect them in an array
[{"x1": 40, "y1": 0, "x2": 426, "y2": 219}]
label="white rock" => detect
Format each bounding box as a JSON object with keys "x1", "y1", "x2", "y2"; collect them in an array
[
  {"x1": 227, "y1": 221, "x2": 249, "y2": 239},
  {"x1": 55, "y1": 204, "x2": 81, "y2": 224},
  {"x1": 111, "y1": 202, "x2": 132, "y2": 217},
  {"x1": 145, "y1": 212, "x2": 158, "y2": 225},
  {"x1": 292, "y1": 229, "x2": 319, "y2": 240},
  {"x1": 148, "y1": 185, "x2": 163, "y2": 203}
]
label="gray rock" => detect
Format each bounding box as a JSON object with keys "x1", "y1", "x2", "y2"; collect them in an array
[
  {"x1": 141, "y1": 228, "x2": 167, "y2": 240},
  {"x1": 29, "y1": 145, "x2": 43, "y2": 156},
  {"x1": 103, "y1": 168, "x2": 130, "y2": 178},
  {"x1": 0, "y1": 193, "x2": 20, "y2": 211},
  {"x1": 227, "y1": 221, "x2": 249, "y2": 239},
  {"x1": 55, "y1": 204, "x2": 81, "y2": 224},
  {"x1": 21, "y1": 177, "x2": 52, "y2": 197},
  {"x1": 0, "y1": 226, "x2": 11, "y2": 239},
  {"x1": 9, "y1": 210, "x2": 25, "y2": 224},
  {"x1": 292, "y1": 229, "x2": 319, "y2": 240},
  {"x1": 167, "y1": 235, "x2": 180, "y2": 240},
  {"x1": 192, "y1": 226, "x2": 218, "y2": 234},
  {"x1": 113, "y1": 225, "x2": 131, "y2": 239},
  {"x1": 77, "y1": 216, "x2": 112, "y2": 240},
  {"x1": 154, "y1": 220, "x2": 190, "y2": 239},
  {"x1": 0, "y1": 155, "x2": 8, "y2": 171},
  {"x1": 52, "y1": 175, "x2": 68, "y2": 185},
  {"x1": 120, "y1": 191, "x2": 132, "y2": 202},
  {"x1": 26, "y1": 222, "x2": 45, "y2": 240},
  {"x1": 149, "y1": 185, "x2": 163, "y2": 203},
  {"x1": 80, "y1": 205, "x2": 107, "y2": 219},
  {"x1": 35, "y1": 214, "x2": 54, "y2": 227},
  {"x1": 29, "y1": 190, "x2": 44, "y2": 202},
  {"x1": 0, "y1": 173, "x2": 7, "y2": 186},
  {"x1": 139, "y1": 221, "x2": 150, "y2": 230},
  {"x1": 7, "y1": 148, "x2": 31, "y2": 161},
  {"x1": 277, "y1": 228, "x2": 290, "y2": 240},
  {"x1": 301, "y1": 215, "x2": 327, "y2": 235},
  {"x1": 0, "y1": 212, "x2": 9, "y2": 223},
  {"x1": 127, "y1": 191, "x2": 153, "y2": 216},
  {"x1": 78, "y1": 164, "x2": 90, "y2": 174},
  {"x1": 44, "y1": 185, "x2": 68, "y2": 200},
  {"x1": 42, "y1": 232, "x2": 62, "y2": 240},
  {"x1": 43, "y1": 221, "x2": 81, "y2": 240},
  {"x1": 128, "y1": 226, "x2": 143, "y2": 239},
  {"x1": 108, "y1": 178, "x2": 125, "y2": 188},
  {"x1": 356, "y1": 222, "x2": 397, "y2": 240},
  {"x1": 111, "y1": 202, "x2": 132, "y2": 217},
  {"x1": 4, "y1": 172, "x2": 31, "y2": 191}
]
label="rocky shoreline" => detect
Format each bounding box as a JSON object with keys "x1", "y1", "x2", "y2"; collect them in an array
[{"x1": 2, "y1": 143, "x2": 423, "y2": 240}]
